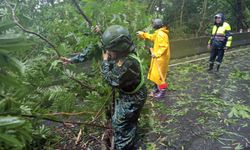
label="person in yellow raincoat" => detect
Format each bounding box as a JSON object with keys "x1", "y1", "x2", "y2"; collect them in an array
[{"x1": 137, "y1": 18, "x2": 170, "y2": 98}]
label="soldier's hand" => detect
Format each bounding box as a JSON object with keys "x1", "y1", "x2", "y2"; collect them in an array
[
  {"x1": 92, "y1": 25, "x2": 101, "y2": 33},
  {"x1": 60, "y1": 57, "x2": 71, "y2": 64},
  {"x1": 102, "y1": 52, "x2": 109, "y2": 61},
  {"x1": 136, "y1": 31, "x2": 144, "y2": 36}
]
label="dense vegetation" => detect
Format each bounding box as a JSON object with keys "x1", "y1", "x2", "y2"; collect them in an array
[{"x1": 1, "y1": 0, "x2": 250, "y2": 149}]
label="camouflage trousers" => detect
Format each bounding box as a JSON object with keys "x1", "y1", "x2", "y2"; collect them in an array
[{"x1": 112, "y1": 86, "x2": 147, "y2": 150}]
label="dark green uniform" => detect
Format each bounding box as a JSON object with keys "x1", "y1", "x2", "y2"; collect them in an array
[{"x1": 102, "y1": 53, "x2": 147, "y2": 150}]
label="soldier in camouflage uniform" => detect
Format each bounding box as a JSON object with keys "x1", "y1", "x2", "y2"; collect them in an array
[
  {"x1": 61, "y1": 25, "x2": 147, "y2": 149},
  {"x1": 101, "y1": 25, "x2": 147, "y2": 150}
]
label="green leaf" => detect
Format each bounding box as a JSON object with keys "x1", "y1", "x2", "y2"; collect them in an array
[
  {"x1": 239, "y1": 109, "x2": 250, "y2": 119},
  {"x1": 0, "y1": 116, "x2": 25, "y2": 128},
  {"x1": 235, "y1": 143, "x2": 244, "y2": 150},
  {"x1": 49, "y1": 59, "x2": 62, "y2": 71},
  {"x1": 228, "y1": 109, "x2": 234, "y2": 118},
  {"x1": 0, "y1": 21, "x2": 14, "y2": 33},
  {"x1": 0, "y1": 133, "x2": 23, "y2": 148}
]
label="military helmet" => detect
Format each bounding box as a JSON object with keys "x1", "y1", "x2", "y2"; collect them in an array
[
  {"x1": 102, "y1": 25, "x2": 134, "y2": 52},
  {"x1": 152, "y1": 18, "x2": 164, "y2": 29}
]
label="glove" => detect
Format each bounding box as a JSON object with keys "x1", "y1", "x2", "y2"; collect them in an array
[
  {"x1": 136, "y1": 31, "x2": 144, "y2": 36},
  {"x1": 151, "y1": 54, "x2": 156, "y2": 58}
]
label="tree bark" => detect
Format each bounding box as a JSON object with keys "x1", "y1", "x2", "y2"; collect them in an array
[
  {"x1": 180, "y1": 0, "x2": 185, "y2": 26},
  {"x1": 235, "y1": 0, "x2": 244, "y2": 31},
  {"x1": 5, "y1": 0, "x2": 61, "y2": 57},
  {"x1": 196, "y1": 0, "x2": 208, "y2": 37},
  {"x1": 71, "y1": 0, "x2": 93, "y2": 27}
]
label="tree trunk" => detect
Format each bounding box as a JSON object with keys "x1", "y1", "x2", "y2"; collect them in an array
[
  {"x1": 196, "y1": 0, "x2": 208, "y2": 37},
  {"x1": 180, "y1": 0, "x2": 185, "y2": 26},
  {"x1": 235, "y1": 0, "x2": 244, "y2": 31}
]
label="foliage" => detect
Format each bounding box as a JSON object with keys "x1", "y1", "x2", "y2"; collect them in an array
[
  {"x1": 228, "y1": 103, "x2": 250, "y2": 119},
  {"x1": 229, "y1": 70, "x2": 250, "y2": 80},
  {"x1": 0, "y1": 20, "x2": 34, "y2": 149},
  {"x1": 0, "y1": 116, "x2": 32, "y2": 150},
  {"x1": 1, "y1": 0, "x2": 250, "y2": 149}
]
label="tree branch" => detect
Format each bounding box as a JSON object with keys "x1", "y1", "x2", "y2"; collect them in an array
[
  {"x1": 0, "y1": 113, "x2": 110, "y2": 129},
  {"x1": 4, "y1": 0, "x2": 61, "y2": 58},
  {"x1": 44, "y1": 111, "x2": 96, "y2": 116},
  {"x1": 64, "y1": 71, "x2": 96, "y2": 91},
  {"x1": 71, "y1": 0, "x2": 104, "y2": 47},
  {"x1": 22, "y1": 114, "x2": 110, "y2": 129},
  {"x1": 71, "y1": 0, "x2": 92, "y2": 27},
  {"x1": 89, "y1": 91, "x2": 112, "y2": 124}
]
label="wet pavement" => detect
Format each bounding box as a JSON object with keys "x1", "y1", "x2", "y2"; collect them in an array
[{"x1": 142, "y1": 46, "x2": 250, "y2": 150}]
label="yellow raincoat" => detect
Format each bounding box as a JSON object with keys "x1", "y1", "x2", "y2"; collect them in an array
[{"x1": 139, "y1": 27, "x2": 170, "y2": 85}]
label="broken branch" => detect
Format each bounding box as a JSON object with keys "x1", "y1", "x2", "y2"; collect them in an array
[{"x1": 4, "y1": 0, "x2": 61, "y2": 58}]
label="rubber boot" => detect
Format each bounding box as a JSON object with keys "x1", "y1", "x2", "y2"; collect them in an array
[
  {"x1": 154, "y1": 89, "x2": 166, "y2": 98},
  {"x1": 216, "y1": 64, "x2": 220, "y2": 72},
  {"x1": 149, "y1": 85, "x2": 159, "y2": 97},
  {"x1": 207, "y1": 63, "x2": 214, "y2": 71}
]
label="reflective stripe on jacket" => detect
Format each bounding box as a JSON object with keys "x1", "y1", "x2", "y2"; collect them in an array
[{"x1": 208, "y1": 22, "x2": 232, "y2": 47}]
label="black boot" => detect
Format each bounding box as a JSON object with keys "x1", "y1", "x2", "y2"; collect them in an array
[
  {"x1": 207, "y1": 63, "x2": 214, "y2": 71},
  {"x1": 216, "y1": 64, "x2": 220, "y2": 72}
]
